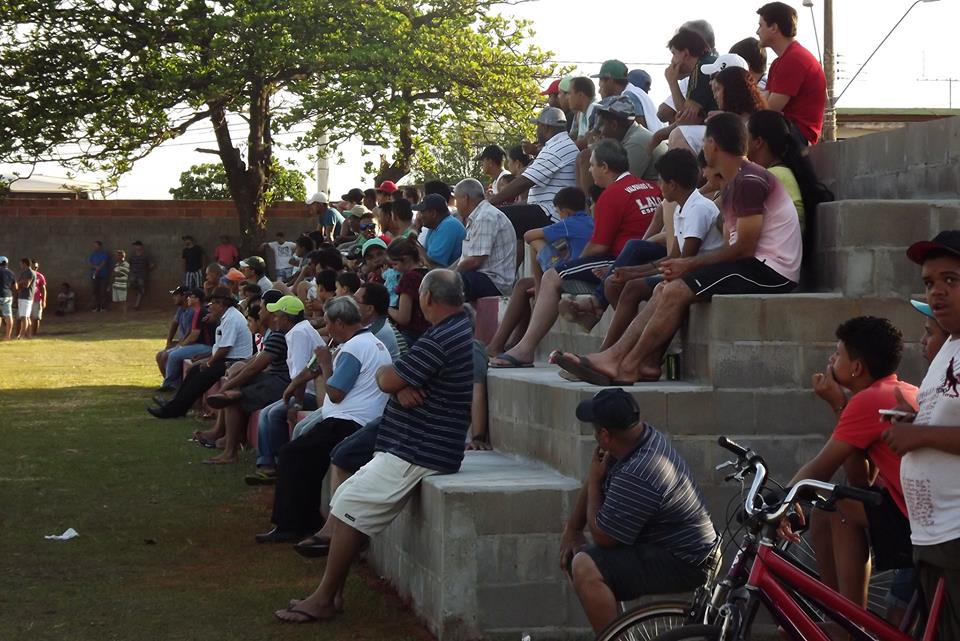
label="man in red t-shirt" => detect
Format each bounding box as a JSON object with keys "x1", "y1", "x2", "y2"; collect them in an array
[
  {"x1": 756, "y1": 2, "x2": 826, "y2": 145},
  {"x1": 489, "y1": 140, "x2": 661, "y2": 368},
  {"x1": 778, "y1": 316, "x2": 918, "y2": 609}
]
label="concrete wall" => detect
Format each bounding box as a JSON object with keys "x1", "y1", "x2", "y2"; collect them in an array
[
  {"x1": 0, "y1": 200, "x2": 316, "y2": 308},
  {"x1": 810, "y1": 116, "x2": 960, "y2": 200}
]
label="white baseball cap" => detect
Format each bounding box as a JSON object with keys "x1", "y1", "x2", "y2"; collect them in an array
[
  {"x1": 701, "y1": 53, "x2": 749, "y2": 76},
  {"x1": 306, "y1": 191, "x2": 330, "y2": 205}
]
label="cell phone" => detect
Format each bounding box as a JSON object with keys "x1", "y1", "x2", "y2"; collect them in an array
[{"x1": 878, "y1": 409, "x2": 915, "y2": 419}]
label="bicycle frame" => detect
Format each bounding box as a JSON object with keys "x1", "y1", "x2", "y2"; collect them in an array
[{"x1": 744, "y1": 540, "x2": 940, "y2": 641}]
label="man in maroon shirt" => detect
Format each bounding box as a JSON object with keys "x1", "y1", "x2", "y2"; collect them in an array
[{"x1": 756, "y1": 2, "x2": 826, "y2": 145}]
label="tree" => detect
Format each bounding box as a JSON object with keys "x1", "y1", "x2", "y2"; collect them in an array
[
  {"x1": 0, "y1": 1, "x2": 552, "y2": 249},
  {"x1": 170, "y1": 161, "x2": 306, "y2": 202}
]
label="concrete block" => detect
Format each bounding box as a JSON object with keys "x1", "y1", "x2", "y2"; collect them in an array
[
  {"x1": 874, "y1": 248, "x2": 923, "y2": 296},
  {"x1": 478, "y1": 582, "x2": 570, "y2": 630},
  {"x1": 711, "y1": 342, "x2": 801, "y2": 388},
  {"x1": 757, "y1": 293, "x2": 851, "y2": 342},
  {"x1": 707, "y1": 296, "x2": 763, "y2": 341}
]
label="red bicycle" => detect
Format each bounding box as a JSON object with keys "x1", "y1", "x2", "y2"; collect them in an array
[{"x1": 648, "y1": 437, "x2": 947, "y2": 641}]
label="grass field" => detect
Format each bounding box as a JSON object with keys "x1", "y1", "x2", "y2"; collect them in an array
[{"x1": 1, "y1": 311, "x2": 431, "y2": 641}]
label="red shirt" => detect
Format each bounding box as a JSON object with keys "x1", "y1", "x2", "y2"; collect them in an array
[
  {"x1": 766, "y1": 41, "x2": 826, "y2": 144},
  {"x1": 213, "y1": 243, "x2": 239, "y2": 266},
  {"x1": 592, "y1": 174, "x2": 662, "y2": 256},
  {"x1": 832, "y1": 375, "x2": 919, "y2": 517}
]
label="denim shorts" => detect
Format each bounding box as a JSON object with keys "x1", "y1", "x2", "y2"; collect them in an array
[{"x1": 0, "y1": 296, "x2": 11, "y2": 317}]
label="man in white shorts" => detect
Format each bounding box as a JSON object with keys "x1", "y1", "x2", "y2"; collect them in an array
[{"x1": 274, "y1": 269, "x2": 475, "y2": 623}]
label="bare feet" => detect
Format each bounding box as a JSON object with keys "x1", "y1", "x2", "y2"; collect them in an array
[
  {"x1": 557, "y1": 295, "x2": 603, "y2": 332},
  {"x1": 203, "y1": 453, "x2": 237, "y2": 465}
]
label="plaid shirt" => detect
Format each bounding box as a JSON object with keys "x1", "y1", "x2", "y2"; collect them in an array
[{"x1": 462, "y1": 200, "x2": 516, "y2": 294}]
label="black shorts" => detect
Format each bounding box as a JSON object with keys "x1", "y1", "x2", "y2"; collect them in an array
[
  {"x1": 501, "y1": 204, "x2": 553, "y2": 238},
  {"x1": 330, "y1": 418, "x2": 379, "y2": 473},
  {"x1": 239, "y1": 373, "x2": 289, "y2": 414},
  {"x1": 580, "y1": 543, "x2": 718, "y2": 601},
  {"x1": 865, "y1": 487, "x2": 914, "y2": 571},
  {"x1": 681, "y1": 257, "x2": 796, "y2": 300}
]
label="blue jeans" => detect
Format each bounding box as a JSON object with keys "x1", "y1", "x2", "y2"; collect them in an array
[
  {"x1": 163, "y1": 343, "x2": 212, "y2": 388},
  {"x1": 256, "y1": 393, "x2": 317, "y2": 467},
  {"x1": 597, "y1": 240, "x2": 667, "y2": 307}
]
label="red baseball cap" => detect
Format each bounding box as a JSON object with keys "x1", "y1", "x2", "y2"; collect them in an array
[
  {"x1": 540, "y1": 79, "x2": 561, "y2": 96},
  {"x1": 376, "y1": 180, "x2": 398, "y2": 194}
]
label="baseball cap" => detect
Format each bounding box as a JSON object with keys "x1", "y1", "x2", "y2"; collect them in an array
[
  {"x1": 169, "y1": 285, "x2": 188, "y2": 295},
  {"x1": 474, "y1": 144, "x2": 506, "y2": 163},
  {"x1": 558, "y1": 75, "x2": 573, "y2": 92},
  {"x1": 682, "y1": 19, "x2": 716, "y2": 50},
  {"x1": 0, "y1": 256, "x2": 7, "y2": 265},
  {"x1": 412, "y1": 193, "x2": 450, "y2": 214},
  {"x1": 592, "y1": 59, "x2": 629, "y2": 81},
  {"x1": 701, "y1": 53, "x2": 749, "y2": 76},
  {"x1": 348, "y1": 204, "x2": 370, "y2": 218},
  {"x1": 376, "y1": 180, "x2": 398, "y2": 194},
  {"x1": 627, "y1": 69, "x2": 652, "y2": 93},
  {"x1": 341, "y1": 187, "x2": 365, "y2": 203},
  {"x1": 306, "y1": 191, "x2": 330, "y2": 205},
  {"x1": 907, "y1": 231, "x2": 960, "y2": 264},
  {"x1": 362, "y1": 237, "x2": 388, "y2": 256},
  {"x1": 239, "y1": 256, "x2": 266, "y2": 272},
  {"x1": 186, "y1": 288, "x2": 205, "y2": 300},
  {"x1": 225, "y1": 268, "x2": 246, "y2": 282},
  {"x1": 529, "y1": 106, "x2": 567, "y2": 127},
  {"x1": 261, "y1": 289, "x2": 284, "y2": 305},
  {"x1": 266, "y1": 294, "x2": 305, "y2": 315},
  {"x1": 594, "y1": 96, "x2": 636, "y2": 120},
  {"x1": 540, "y1": 78, "x2": 561, "y2": 96},
  {"x1": 575, "y1": 388, "x2": 641, "y2": 430},
  {"x1": 911, "y1": 300, "x2": 935, "y2": 319},
  {"x1": 208, "y1": 286, "x2": 238, "y2": 304}
]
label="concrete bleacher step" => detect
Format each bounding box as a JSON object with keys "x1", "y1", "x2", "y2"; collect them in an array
[
  {"x1": 367, "y1": 451, "x2": 590, "y2": 641},
  {"x1": 487, "y1": 364, "x2": 834, "y2": 482},
  {"x1": 814, "y1": 199, "x2": 960, "y2": 297}
]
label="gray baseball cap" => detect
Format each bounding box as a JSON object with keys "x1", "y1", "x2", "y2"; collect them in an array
[
  {"x1": 529, "y1": 107, "x2": 567, "y2": 127},
  {"x1": 594, "y1": 96, "x2": 636, "y2": 120}
]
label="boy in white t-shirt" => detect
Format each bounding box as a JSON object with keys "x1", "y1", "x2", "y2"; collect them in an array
[
  {"x1": 884, "y1": 231, "x2": 960, "y2": 640},
  {"x1": 261, "y1": 232, "x2": 298, "y2": 280}
]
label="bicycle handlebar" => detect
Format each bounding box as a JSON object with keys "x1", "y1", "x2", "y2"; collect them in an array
[
  {"x1": 833, "y1": 484, "x2": 884, "y2": 507},
  {"x1": 717, "y1": 436, "x2": 750, "y2": 458}
]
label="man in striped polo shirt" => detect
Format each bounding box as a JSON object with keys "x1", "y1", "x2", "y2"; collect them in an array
[
  {"x1": 560, "y1": 388, "x2": 719, "y2": 633},
  {"x1": 275, "y1": 269, "x2": 474, "y2": 624}
]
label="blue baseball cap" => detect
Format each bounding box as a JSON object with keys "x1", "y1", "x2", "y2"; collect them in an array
[
  {"x1": 576, "y1": 388, "x2": 641, "y2": 430},
  {"x1": 412, "y1": 193, "x2": 450, "y2": 215},
  {"x1": 627, "y1": 69, "x2": 652, "y2": 93},
  {"x1": 911, "y1": 300, "x2": 934, "y2": 319}
]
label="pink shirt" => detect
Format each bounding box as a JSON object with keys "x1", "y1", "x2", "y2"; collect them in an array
[
  {"x1": 33, "y1": 271, "x2": 46, "y2": 302},
  {"x1": 721, "y1": 160, "x2": 803, "y2": 283}
]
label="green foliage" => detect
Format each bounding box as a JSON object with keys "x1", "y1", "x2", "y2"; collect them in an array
[{"x1": 170, "y1": 162, "x2": 306, "y2": 202}]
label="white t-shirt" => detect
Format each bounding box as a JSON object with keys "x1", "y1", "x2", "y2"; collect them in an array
[
  {"x1": 267, "y1": 241, "x2": 297, "y2": 272},
  {"x1": 623, "y1": 84, "x2": 666, "y2": 132},
  {"x1": 523, "y1": 131, "x2": 579, "y2": 222},
  {"x1": 901, "y1": 336, "x2": 960, "y2": 546},
  {"x1": 256, "y1": 275, "x2": 274, "y2": 292},
  {"x1": 675, "y1": 189, "x2": 724, "y2": 253},
  {"x1": 214, "y1": 305, "x2": 254, "y2": 360},
  {"x1": 321, "y1": 330, "x2": 392, "y2": 425},
  {"x1": 490, "y1": 168, "x2": 512, "y2": 194},
  {"x1": 285, "y1": 319, "x2": 325, "y2": 395},
  {"x1": 662, "y1": 77, "x2": 690, "y2": 111}
]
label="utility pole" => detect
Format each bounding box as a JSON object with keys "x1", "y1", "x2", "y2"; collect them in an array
[{"x1": 822, "y1": 0, "x2": 837, "y2": 142}]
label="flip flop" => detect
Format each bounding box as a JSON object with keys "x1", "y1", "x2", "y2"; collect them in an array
[
  {"x1": 245, "y1": 470, "x2": 277, "y2": 486},
  {"x1": 275, "y1": 606, "x2": 321, "y2": 623},
  {"x1": 489, "y1": 353, "x2": 534, "y2": 369},
  {"x1": 549, "y1": 350, "x2": 632, "y2": 387},
  {"x1": 192, "y1": 432, "x2": 217, "y2": 448},
  {"x1": 204, "y1": 394, "x2": 233, "y2": 409},
  {"x1": 558, "y1": 369, "x2": 581, "y2": 382},
  {"x1": 202, "y1": 457, "x2": 236, "y2": 465},
  {"x1": 294, "y1": 534, "x2": 331, "y2": 558}
]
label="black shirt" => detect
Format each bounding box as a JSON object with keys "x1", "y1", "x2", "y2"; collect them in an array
[
  {"x1": 0, "y1": 267, "x2": 15, "y2": 298},
  {"x1": 182, "y1": 245, "x2": 204, "y2": 272}
]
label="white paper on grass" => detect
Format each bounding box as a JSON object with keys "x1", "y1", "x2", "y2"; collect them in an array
[{"x1": 44, "y1": 528, "x2": 79, "y2": 541}]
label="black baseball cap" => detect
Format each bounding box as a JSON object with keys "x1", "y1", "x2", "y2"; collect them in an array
[
  {"x1": 474, "y1": 144, "x2": 506, "y2": 163},
  {"x1": 575, "y1": 388, "x2": 640, "y2": 430},
  {"x1": 169, "y1": 285, "x2": 188, "y2": 295},
  {"x1": 341, "y1": 187, "x2": 365, "y2": 204},
  {"x1": 261, "y1": 289, "x2": 283, "y2": 305},
  {"x1": 186, "y1": 288, "x2": 205, "y2": 300},
  {"x1": 907, "y1": 231, "x2": 960, "y2": 265},
  {"x1": 412, "y1": 193, "x2": 450, "y2": 215}
]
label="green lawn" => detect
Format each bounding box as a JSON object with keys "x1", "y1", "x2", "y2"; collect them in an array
[{"x1": 0, "y1": 312, "x2": 431, "y2": 641}]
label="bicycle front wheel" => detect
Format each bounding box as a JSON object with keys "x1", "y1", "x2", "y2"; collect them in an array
[
  {"x1": 595, "y1": 601, "x2": 696, "y2": 641},
  {"x1": 644, "y1": 624, "x2": 721, "y2": 641}
]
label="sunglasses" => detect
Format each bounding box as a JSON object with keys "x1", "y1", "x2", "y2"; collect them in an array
[{"x1": 359, "y1": 223, "x2": 376, "y2": 231}]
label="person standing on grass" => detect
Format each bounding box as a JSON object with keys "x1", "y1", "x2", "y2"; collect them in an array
[
  {"x1": 30, "y1": 260, "x2": 47, "y2": 337},
  {"x1": 181, "y1": 235, "x2": 205, "y2": 289},
  {"x1": 89, "y1": 240, "x2": 110, "y2": 312},
  {"x1": 0, "y1": 256, "x2": 16, "y2": 340},
  {"x1": 111, "y1": 250, "x2": 131, "y2": 315},
  {"x1": 273, "y1": 269, "x2": 473, "y2": 623},
  {"x1": 16, "y1": 258, "x2": 36, "y2": 339},
  {"x1": 127, "y1": 241, "x2": 153, "y2": 310}
]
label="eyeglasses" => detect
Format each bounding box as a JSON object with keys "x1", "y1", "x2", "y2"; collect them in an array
[{"x1": 359, "y1": 223, "x2": 376, "y2": 231}]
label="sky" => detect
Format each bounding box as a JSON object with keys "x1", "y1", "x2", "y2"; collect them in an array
[{"x1": 3, "y1": 0, "x2": 956, "y2": 200}]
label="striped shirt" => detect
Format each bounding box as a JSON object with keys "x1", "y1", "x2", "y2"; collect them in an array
[
  {"x1": 261, "y1": 329, "x2": 290, "y2": 379},
  {"x1": 523, "y1": 131, "x2": 579, "y2": 222},
  {"x1": 597, "y1": 426, "x2": 718, "y2": 564},
  {"x1": 112, "y1": 262, "x2": 130, "y2": 291},
  {"x1": 375, "y1": 310, "x2": 474, "y2": 473}
]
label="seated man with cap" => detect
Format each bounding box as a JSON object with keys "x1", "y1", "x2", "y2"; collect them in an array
[
  {"x1": 560, "y1": 388, "x2": 719, "y2": 633},
  {"x1": 414, "y1": 193, "x2": 466, "y2": 268},
  {"x1": 489, "y1": 107, "x2": 579, "y2": 248},
  {"x1": 475, "y1": 145, "x2": 511, "y2": 196},
  {"x1": 239, "y1": 255, "x2": 273, "y2": 292},
  {"x1": 149, "y1": 286, "x2": 254, "y2": 419},
  {"x1": 309, "y1": 192, "x2": 343, "y2": 241},
  {"x1": 159, "y1": 288, "x2": 213, "y2": 391},
  {"x1": 593, "y1": 59, "x2": 664, "y2": 133},
  {"x1": 375, "y1": 180, "x2": 398, "y2": 206},
  {"x1": 577, "y1": 96, "x2": 665, "y2": 190},
  {"x1": 452, "y1": 178, "x2": 517, "y2": 302}
]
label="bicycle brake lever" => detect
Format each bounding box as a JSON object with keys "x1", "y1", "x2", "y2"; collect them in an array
[{"x1": 716, "y1": 459, "x2": 737, "y2": 472}]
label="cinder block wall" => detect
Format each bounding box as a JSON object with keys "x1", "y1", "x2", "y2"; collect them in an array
[{"x1": 0, "y1": 200, "x2": 317, "y2": 308}]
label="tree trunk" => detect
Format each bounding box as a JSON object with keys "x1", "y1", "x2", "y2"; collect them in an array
[{"x1": 373, "y1": 103, "x2": 414, "y2": 185}]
